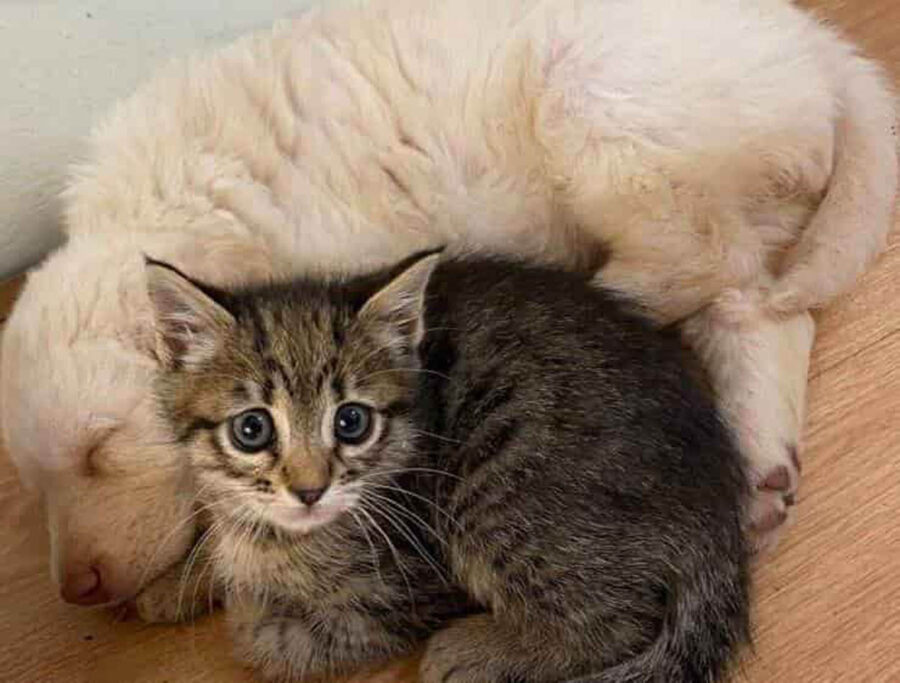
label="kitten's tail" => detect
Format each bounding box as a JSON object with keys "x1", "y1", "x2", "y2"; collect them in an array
[
  {"x1": 570, "y1": 552, "x2": 750, "y2": 683},
  {"x1": 766, "y1": 53, "x2": 897, "y2": 317}
]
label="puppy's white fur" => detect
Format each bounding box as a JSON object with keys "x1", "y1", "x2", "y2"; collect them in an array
[{"x1": 2, "y1": 0, "x2": 895, "y2": 603}]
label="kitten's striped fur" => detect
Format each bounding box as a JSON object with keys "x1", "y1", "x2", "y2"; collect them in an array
[{"x1": 149, "y1": 253, "x2": 750, "y2": 683}]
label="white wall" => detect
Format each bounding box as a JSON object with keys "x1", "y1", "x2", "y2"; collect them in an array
[{"x1": 0, "y1": 0, "x2": 317, "y2": 280}]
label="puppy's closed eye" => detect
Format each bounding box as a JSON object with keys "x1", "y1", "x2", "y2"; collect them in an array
[
  {"x1": 83, "y1": 443, "x2": 103, "y2": 477},
  {"x1": 81, "y1": 418, "x2": 121, "y2": 477}
]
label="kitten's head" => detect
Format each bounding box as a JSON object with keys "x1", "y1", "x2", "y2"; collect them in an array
[{"x1": 145, "y1": 253, "x2": 439, "y2": 537}]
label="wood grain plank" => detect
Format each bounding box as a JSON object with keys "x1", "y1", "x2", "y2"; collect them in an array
[
  {"x1": 793, "y1": 0, "x2": 900, "y2": 381},
  {"x1": 742, "y1": 328, "x2": 900, "y2": 683},
  {"x1": 810, "y1": 226, "x2": 900, "y2": 380},
  {"x1": 0, "y1": 470, "x2": 418, "y2": 682}
]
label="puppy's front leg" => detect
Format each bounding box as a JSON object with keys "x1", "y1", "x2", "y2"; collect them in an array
[
  {"x1": 133, "y1": 547, "x2": 221, "y2": 623},
  {"x1": 681, "y1": 294, "x2": 815, "y2": 552}
]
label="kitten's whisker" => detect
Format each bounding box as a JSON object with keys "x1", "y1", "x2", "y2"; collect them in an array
[
  {"x1": 195, "y1": 553, "x2": 219, "y2": 623},
  {"x1": 362, "y1": 482, "x2": 464, "y2": 533},
  {"x1": 363, "y1": 491, "x2": 448, "y2": 547},
  {"x1": 183, "y1": 501, "x2": 251, "y2": 622},
  {"x1": 354, "y1": 367, "x2": 454, "y2": 384},
  {"x1": 177, "y1": 517, "x2": 225, "y2": 622},
  {"x1": 234, "y1": 507, "x2": 260, "y2": 571},
  {"x1": 233, "y1": 507, "x2": 269, "y2": 603},
  {"x1": 356, "y1": 506, "x2": 415, "y2": 606},
  {"x1": 215, "y1": 508, "x2": 254, "y2": 593},
  {"x1": 170, "y1": 499, "x2": 224, "y2": 622},
  {"x1": 354, "y1": 467, "x2": 463, "y2": 482},
  {"x1": 409, "y1": 428, "x2": 462, "y2": 444},
  {"x1": 134, "y1": 479, "x2": 226, "y2": 595},
  {"x1": 351, "y1": 320, "x2": 460, "y2": 370},
  {"x1": 185, "y1": 533, "x2": 220, "y2": 624},
  {"x1": 250, "y1": 513, "x2": 268, "y2": 547},
  {"x1": 181, "y1": 504, "x2": 237, "y2": 608},
  {"x1": 349, "y1": 509, "x2": 385, "y2": 587},
  {"x1": 363, "y1": 498, "x2": 448, "y2": 584},
  {"x1": 351, "y1": 332, "x2": 415, "y2": 369}
]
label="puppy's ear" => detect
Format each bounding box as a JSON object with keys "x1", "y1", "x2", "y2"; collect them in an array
[
  {"x1": 144, "y1": 258, "x2": 235, "y2": 369},
  {"x1": 358, "y1": 253, "x2": 440, "y2": 349}
]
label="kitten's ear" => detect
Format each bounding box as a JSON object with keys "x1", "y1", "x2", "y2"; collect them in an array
[
  {"x1": 358, "y1": 253, "x2": 440, "y2": 348},
  {"x1": 144, "y1": 258, "x2": 235, "y2": 368}
]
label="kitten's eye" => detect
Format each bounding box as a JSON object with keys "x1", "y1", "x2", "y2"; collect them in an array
[
  {"x1": 334, "y1": 403, "x2": 373, "y2": 445},
  {"x1": 229, "y1": 409, "x2": 274, "y2": 453}
]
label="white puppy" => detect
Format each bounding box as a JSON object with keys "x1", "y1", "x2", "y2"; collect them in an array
[{"x1": 1, "y1": 0, "x2": 895, "y2": 608}]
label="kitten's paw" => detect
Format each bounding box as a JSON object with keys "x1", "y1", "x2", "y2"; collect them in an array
[
  {"x1": 421, "y1": 614, "x2": 504, "y2": 683},
  {"x1": 228, "y1": 597, "x2": 349, "y2": 682},
  {"x1": 420, "y1": 630, "x2": 483, "y2": 683},
  {"x1": 232, "y1": 616, "x2": 304, "y2": 681},
  {"x1": 421, "y1": 614, "x2": 557, "y2": 683}
]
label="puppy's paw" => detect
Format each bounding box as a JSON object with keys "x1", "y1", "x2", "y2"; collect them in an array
[
  {"x1": 133, "y1": 560, "x2": 217, "y2": 624},
  {"x1": 733, "y1": 376, "x2": 806, "y2": 553},
  {"x1": 133, "y1": 577, "x2": 186, "y2": 624},
  {"x1": 682, "y1": 304, "x2": 815, "y2": 555},
  {"x1": 748, "y1": 448, "x2": 801, "y2": 553},
  {"x1": 736, "y1": 314, "x2": 814, "y2": 554}
]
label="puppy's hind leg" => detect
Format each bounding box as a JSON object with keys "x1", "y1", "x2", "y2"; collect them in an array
[
  {"x1": 680, "y1": 294, "x2": 816, "y2": 553},
  {"x1": 767, "y1": 55, "x2": 898, "y2": 316}
]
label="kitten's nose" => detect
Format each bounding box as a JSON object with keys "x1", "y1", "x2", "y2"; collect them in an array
[{"x1": 291, "y1": 487, "x2": 326, "y2": 506}]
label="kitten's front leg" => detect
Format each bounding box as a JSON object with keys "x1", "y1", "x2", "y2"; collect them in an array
[
  {"x1": 228, "y1": 596, "x2": 318, "y2": 682},
  {"x1": 421, "y1": 614, "x2": 566, "y2": 683},
  {"x1": 227, "y1": 593, "x2": 415, "y2": 682},
  {"x1": 681, "y1": 295, "x2": 815, "y2": 552}
]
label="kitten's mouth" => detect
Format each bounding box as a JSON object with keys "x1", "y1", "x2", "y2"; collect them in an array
[{"x1": 267, "y1": 502, "x2": 343, "y2": 535}]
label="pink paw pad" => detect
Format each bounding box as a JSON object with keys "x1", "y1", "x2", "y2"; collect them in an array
[
  {"x1": 758, "y1": 465, "x2": 791, "y2": 492},
  {"x1": 749, "y1": 444, "x2": 802, "y2": 552}
]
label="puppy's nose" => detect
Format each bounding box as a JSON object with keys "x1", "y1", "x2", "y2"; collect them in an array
[
  {"x1": 291, "y1": 487, "x2": 326, "y2": 506},
  {"x1": 60, "y1": 567, "x2": 110, "y2": 605}
]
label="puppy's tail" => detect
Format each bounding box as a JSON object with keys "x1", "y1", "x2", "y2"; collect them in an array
[
  {"x1": 767, "y1": 54, "x2": 897, "y2": 316},
  {"x1": 569, "y1": 551, "x2": 750, "y2": 683}
]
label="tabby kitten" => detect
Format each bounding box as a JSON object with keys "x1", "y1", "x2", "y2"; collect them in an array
[{"x1": 146, "y1": 251, "x2": 750, "y2": 683}]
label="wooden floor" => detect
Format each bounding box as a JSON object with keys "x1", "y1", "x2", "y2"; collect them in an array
[{"x1": 1, "y1": 1, "x2": 898, "y2": 681}]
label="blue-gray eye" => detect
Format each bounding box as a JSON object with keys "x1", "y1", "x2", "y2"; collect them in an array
[
  {"x1": 229, "y1": 409, "x2": 274, "y2": 453},
  {"x1": 334, "y1": 403, "x2": 373, "y2": 445}
]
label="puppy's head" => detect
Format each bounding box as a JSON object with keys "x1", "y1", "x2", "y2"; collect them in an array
[{"x1": 1, "y1": 239, "x2": 195, "y2": 605}]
